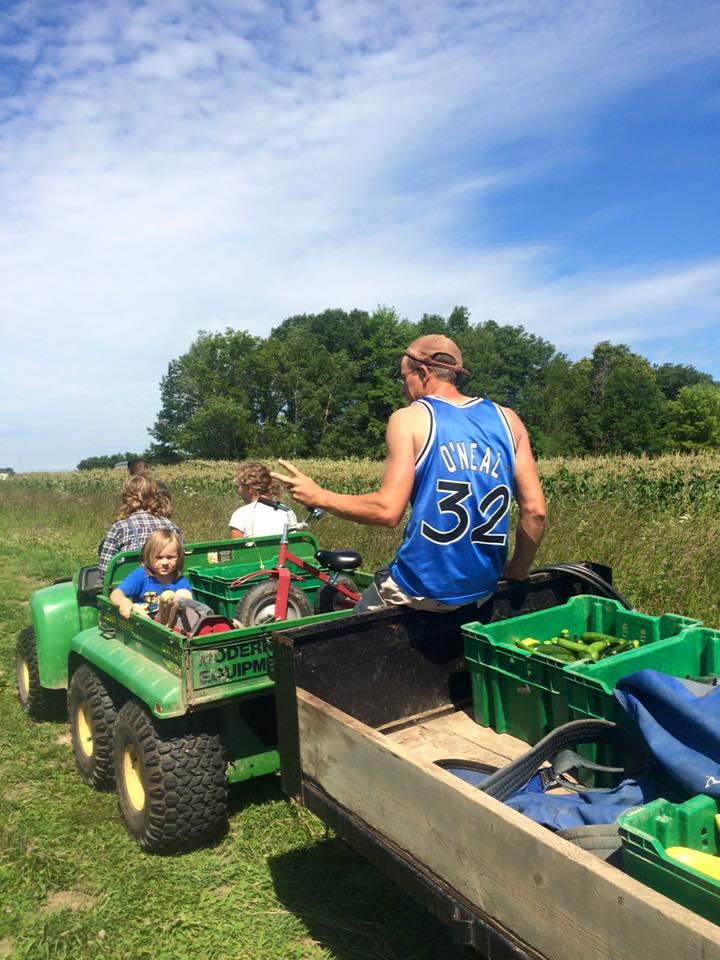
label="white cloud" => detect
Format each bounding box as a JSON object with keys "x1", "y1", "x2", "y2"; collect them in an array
[{"x1": 1, "y1": 0, "x2": 719, "y2": 469}]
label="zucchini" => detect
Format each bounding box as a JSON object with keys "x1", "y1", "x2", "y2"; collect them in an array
[
  {"x1": 580, "y1": 631, "x2": 619, "y2": 646},
  {"x1": 538, "y1": 643, "x2": 576, "y2": 662}
]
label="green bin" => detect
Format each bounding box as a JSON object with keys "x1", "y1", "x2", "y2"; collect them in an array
[
  {"x1": 618, "y1": 795, "x2": 720, "y2": 925},
  {"x1": 187, "y1": 534, "x2": 324, "y2": 619},
  {"x1": 462, "y1": 595, "x2": 701, "y2": 744},
  {"x1": 565, "y1": 626, "x2": 720, "y2": 724}
]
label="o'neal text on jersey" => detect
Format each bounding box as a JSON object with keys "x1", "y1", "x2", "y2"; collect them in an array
[{"x1": 437, "y1": 441, "x2": 509, "y2": 478}]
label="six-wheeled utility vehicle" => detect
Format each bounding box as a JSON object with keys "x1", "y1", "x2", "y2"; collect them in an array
[{"x1": 15, "y1": 530, "x2": 370, "y2": 853}]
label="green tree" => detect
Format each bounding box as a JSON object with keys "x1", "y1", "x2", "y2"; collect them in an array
[
  {"x1": 146, "y1": 309, "x2": 719, "y2": 462},
  {"x1": 149, "y1": 329, "x2": 262, "y2": 457},
  {"x1": 588, "y1": 342, "x2": 666, "y2": 455},
  {"x1": 259, "y1": 306, "x2": 413, "y2": 459},
  {"x1": 76, "y1": 452, "x2": 141, "y2": 470},
  {"x1": 528, "y1": 355, "x2": 591, "y2": 457},
  {"x1": 179, "y1": 397, "x2": 255, "y2": 460},
  {"x1": 654, "y1": 363, "x2": 715, "y2": 401},
  {"x1": 664, "y1": 384, "x2": 720, "y2": 451}
]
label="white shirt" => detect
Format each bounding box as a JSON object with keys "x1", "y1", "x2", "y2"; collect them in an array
[{"x1": 228, "y1": 500, "x2": 298, "y2": 538}]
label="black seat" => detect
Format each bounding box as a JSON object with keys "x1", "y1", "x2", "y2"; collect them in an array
[
  {"x1": 78, "y1": 565, "x2": 103, "y2": 606},
  {"x1": 314, "y1": 549, "x2": 362, "y2": 572}
]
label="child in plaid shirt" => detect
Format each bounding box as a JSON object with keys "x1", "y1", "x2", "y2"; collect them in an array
[{"x1": 99, "y1": 474, "x2": 182, "y2": 574}]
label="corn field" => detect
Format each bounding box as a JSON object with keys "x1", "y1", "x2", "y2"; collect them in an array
[{"x1": 10, "y1": 452, "x2": 720, "y2": 508}]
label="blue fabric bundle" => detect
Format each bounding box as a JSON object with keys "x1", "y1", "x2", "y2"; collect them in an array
[
  {"x1": 438, "y1": 755, "x2": 657, "y2": 831},
  {"x1": 615, "y1": 669, "x2": 720, "y2": 799}
]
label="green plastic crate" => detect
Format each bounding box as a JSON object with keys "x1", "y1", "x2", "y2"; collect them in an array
[
  {"x1": 618, "y1": 795, "x2": 720, "y2": 925},
  {"x1": 462, "y1": 595, "x2": 701, "y2": 744},
  {"x1": 187, "y1": 534, "x2": 324, "y2": 619},
  {"x1": 565, "y1": 626, "x2": 720, "y2": 724},
  {"x1": 188, "y1": 566, "x2": 323, "y2": 620}
]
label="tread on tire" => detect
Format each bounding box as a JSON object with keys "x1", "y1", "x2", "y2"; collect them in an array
[
  {"x1": 68, "y1": 663, "x2": 119, "y2": 790},
  {"x1": 15, "y1": 626, "x2": 66, "y2": 721},
  {"x1": 234, "y1": 580, "x2": 312, "y2": 626},
  {"x1": 113, "y1": 699, "x2": 228, "y2": 853}
]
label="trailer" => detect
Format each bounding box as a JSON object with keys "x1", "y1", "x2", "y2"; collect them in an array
[{"x1": 272, "y1": 566, "x2": 720, "y2": 960}]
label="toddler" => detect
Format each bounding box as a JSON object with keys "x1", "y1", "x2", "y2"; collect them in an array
[{"x1": 110, "y1": 529, "x2": 192, "y2": 620}]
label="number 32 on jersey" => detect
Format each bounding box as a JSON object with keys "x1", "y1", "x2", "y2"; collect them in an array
[{"x1": 420, "y1": 480, "x2": 511, "y2": 546}]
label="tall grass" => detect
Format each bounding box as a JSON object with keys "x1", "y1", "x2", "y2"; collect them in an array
[
  {"x1": 12, "y1": 451, "x2": 720, "y2": 509},
  {"x1": 1, "y1": 456, "x2": 720, "y2": 959},
  {"x1": 6, "y1": 452, "x2": 720, "y2": 620}
]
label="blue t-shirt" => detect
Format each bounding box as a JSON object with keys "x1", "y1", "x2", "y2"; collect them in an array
[
  {"x1": 117, "y1": 567, "x2": 192, "y2": 603},
  {"x1": 390, "y1": 396, "x2": 515, "y2": 605}
]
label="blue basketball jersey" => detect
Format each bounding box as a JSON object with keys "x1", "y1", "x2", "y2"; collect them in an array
[{"x1": 389, "y1": 396, "x2": 516, "y2": 605}]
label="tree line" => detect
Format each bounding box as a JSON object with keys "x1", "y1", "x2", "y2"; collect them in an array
[{"x1": 77, "y1": 306, "x2": 720, "y2": 469}]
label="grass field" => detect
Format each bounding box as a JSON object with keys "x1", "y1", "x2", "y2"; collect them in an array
[{"x1": 1, "y1": 455, "x2": 719, "y2": 959}]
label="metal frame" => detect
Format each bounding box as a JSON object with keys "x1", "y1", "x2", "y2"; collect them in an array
[{"x1": 300, "y1": 777, "x2": 541, "y2": 959}]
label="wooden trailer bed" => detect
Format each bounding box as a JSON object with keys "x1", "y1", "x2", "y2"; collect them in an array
[{"x1": 273, "y1": 569, "x2": 720, "y2": 960}]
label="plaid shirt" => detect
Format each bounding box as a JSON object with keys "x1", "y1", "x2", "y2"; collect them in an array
[{"x1": 98, "y1": 511, "x2": 183, "y2": 574}]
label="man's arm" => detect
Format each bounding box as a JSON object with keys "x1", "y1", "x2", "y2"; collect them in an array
[
  {"x1": 501, "y1": 407, "x2": 547, "y2": 580},
  {"x1": 271, "y1": 407, "x2": 420, "y2": 527}
]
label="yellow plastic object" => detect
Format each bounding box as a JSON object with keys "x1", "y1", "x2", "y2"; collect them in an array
[
  {"x1": 517, "y1": 637, "x2": 539, "y2": 649},
  {"x1": 666, "y1": 847, "x2": 720, "y2": 881}
]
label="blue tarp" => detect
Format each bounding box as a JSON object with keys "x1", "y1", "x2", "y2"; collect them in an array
[{"x1": 615, "y1": 669, "x2": 720, "y2": 799}]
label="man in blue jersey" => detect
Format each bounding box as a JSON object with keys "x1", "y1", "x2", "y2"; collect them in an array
[{"x1": 272, "y1": 334, "x2": 546, "y2": 613}]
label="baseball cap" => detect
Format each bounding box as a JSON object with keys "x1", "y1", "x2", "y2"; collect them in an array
[{"x1": 403, "y1": 334, "x2": 469, "y2": 377}]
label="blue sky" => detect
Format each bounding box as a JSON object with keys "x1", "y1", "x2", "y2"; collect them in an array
[{"x1": 1, "y1": 0, "x2": 719, "y2": 472}]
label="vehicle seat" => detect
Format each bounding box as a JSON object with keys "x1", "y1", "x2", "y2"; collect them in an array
[
  {"x1": 314, "y1": 549, "x2": 362, "y2": 572},
  {"x1": 78, "y1": 565, "x2": 103, "y2": 606}
]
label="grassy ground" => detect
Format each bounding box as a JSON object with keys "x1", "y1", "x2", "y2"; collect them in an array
[
  {"x1": 1, "y1": 477, "x2": 719, "y2": 960},
  {"x1": 0, "y1": 486, "x2": 471, "y2": 960}
]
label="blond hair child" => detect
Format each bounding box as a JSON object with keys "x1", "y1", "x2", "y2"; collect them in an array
[{"x1": 110, "y1": 530, "x2": 191, "y2": 620}]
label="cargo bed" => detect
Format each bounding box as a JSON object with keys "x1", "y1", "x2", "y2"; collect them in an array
[{"x1": 272, "y1": 568, "x2": 720, "y2": 960}]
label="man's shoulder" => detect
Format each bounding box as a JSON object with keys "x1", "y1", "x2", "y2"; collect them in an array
[
  {"x1": 389, "y1": 401, "x2": 430, "y2": 424},
  {"x1": 388, "y1": 402, "x2": 431, "y2": 438}
]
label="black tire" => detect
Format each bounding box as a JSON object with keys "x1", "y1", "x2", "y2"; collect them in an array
[
  {"x1": 68, "y1": 664, "x2": 119, "y2": 790},
  {"x1": 234, "y1": 580, "x2": 312, "y2": 626},
  {"x1": 314, "y1": 575, "x2": 359, "y2": 614},
  {"x1": 15, "y1": 626, "x2": 66, "y2": 721},
  {"x1": 556, "y1": 824, "x2": 623, "y2": 865},
  {"x1": 113, "y1": 700, "x2": 228, "y2": 853}
]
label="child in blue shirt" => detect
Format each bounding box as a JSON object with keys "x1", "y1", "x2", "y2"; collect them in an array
[{"x1": 110, "y1": 529, "x2": 192, "y2": 620}]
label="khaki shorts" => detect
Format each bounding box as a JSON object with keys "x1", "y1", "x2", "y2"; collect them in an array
[{"x1": 354, "y1": 565, "x2": 465, "y2": 614}]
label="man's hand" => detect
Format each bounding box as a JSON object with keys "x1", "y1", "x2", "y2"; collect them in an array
[
  {"x1": 501, "y1": 559, "x2": 530, "y2": 582},
  {"x1": 271, "y1": 460, "x2": 327, "y2": 509}
]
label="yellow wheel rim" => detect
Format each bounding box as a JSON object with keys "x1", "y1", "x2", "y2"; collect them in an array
[
  {"x1": 76, "y1": 704, "x2": 94, "y2": 759},
  {"x1": 18, "y1": 658, "x2": 30, "y2": 702},
  {"x1": 123, "y1": 744, "x2": 145, "y2": 812}
]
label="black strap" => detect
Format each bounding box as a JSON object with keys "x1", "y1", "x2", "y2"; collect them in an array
[{"x1": 477, "y1": 719, "x2": 654, "y2": 802}]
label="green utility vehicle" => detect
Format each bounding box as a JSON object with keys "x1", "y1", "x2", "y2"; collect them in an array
[{"x1": 15, "y1": 531, "x2": 370, "y2": 853}]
